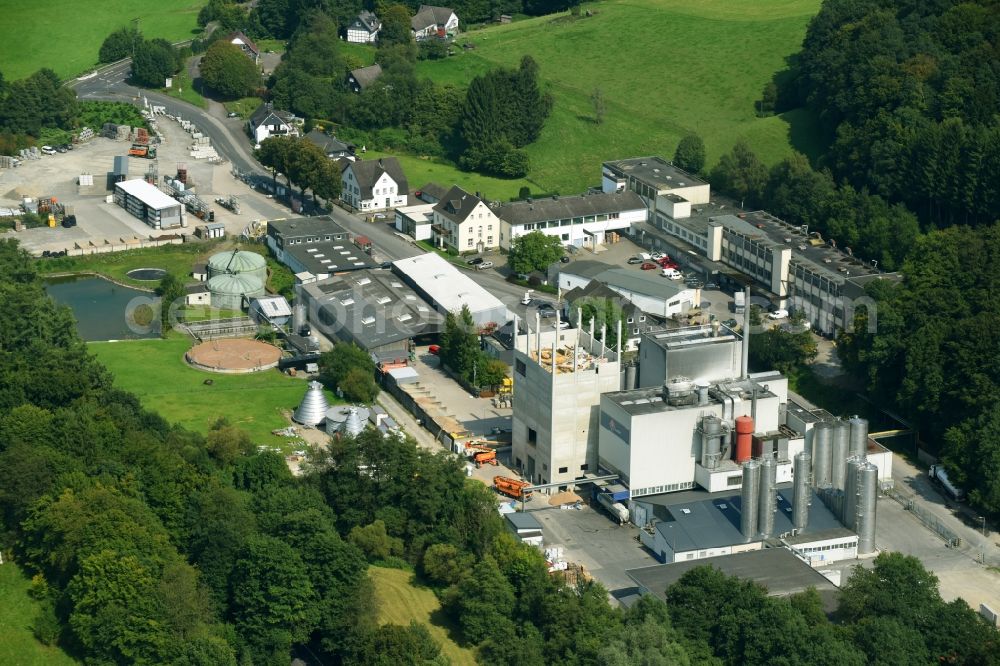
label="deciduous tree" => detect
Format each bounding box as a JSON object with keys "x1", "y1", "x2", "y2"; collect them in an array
[
  {"x1": 673, "y1": 133, "x2": 706, "y2": 174},
  {"x1": 507, "y1": 230, "x2": 564, "y2": 274},
  {"x1": 200, "y1": 41, "x2": 260, "y2": 99}
]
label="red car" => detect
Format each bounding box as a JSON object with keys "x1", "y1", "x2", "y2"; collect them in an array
[
  {"x1": 657, "y1": 256, "x2": 675, "y2": 268},
  {"x1": 640, "y1": 262, "x2": 659, "y2": 270},
  {"x1": 428, "y1": 344, "x2": 441, "y2": 355}
]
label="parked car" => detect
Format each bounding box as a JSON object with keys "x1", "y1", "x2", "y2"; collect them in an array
[
  {"x1": 476, "y1": 261, "x2": 494, "y2": 270},
  {"x1": 705, "y1": 281, "x2": 719, "y2": 289},
  {"x1": 686, "y1": 279, "x2": 704, "y2": 288},
  {"x1": 560, "y1": 255, "x2": 570, "y2": 263},
  {"x1": 662, "y1": 268, "x2": 683, "y2": 280},
  {"x1": 722, "y1": 318, "x2": 739, "y2": 329},
  {"x1": 556, "y1": 320, "x2": 570, "y2": 329},
  {"x1": 537, "y1": 303, "x2": 556, "y2": 317},
  {"x1": 521, "y1": 291, "x2": 533, "y2": 305},
  {"x1": 640, "y1": 262, "x2": 658, "y2": 270},
  {"x1": 227, "y1": 111, "x2": 240, "y2": 118},
  {"x1": 467, "y1": 257, "x2": 484, "y2": 266},
  {"x1": 768, "y1": 309, "x2": 789, "y2": 320},
  {"x1": 40, "y1": 145, "x2": 56, "y2": 155},
  {"x1": 55, "y1": 145, "x2": 67, "y2": 153},
  {"x1": 428, "y1": 344, "x2": 441, "y2": 355}
]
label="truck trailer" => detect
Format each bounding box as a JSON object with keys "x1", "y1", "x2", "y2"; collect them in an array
[{"x1": 929, "y1": 464, "x2": 965, "y2": 501}]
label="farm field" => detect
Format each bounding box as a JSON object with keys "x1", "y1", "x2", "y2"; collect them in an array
[
  {"x1": 369, "y1": 566, "x2": 476, "y2": 665},
  {"x1": 88, "y1": 337, "x2": 333, "y2": 446},
  {"x1": 416, "y1": 0, "x2": 821, "y2": 194},
  {"x1": 0, "y1": 563, "x2": 79, "y2": 665},
  {"x1": 0, "y1": 0, "x2": 206, "y2": 81}
]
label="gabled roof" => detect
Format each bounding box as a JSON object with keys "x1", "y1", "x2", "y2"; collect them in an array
[
  {"x1": 432, "y1": 185, "x2": 485, "y2": 225},
  {"x1": 563, "y1": 280, "x2": 642, "y2": 318},
  {"x1": 248, "y1": 103, "x2": 294, "y2": 129},
  {"x1": 353, "y1": 10, "x2": 381, "y2": 32},
  {"x1": 304, "y1": 129, "x2": 353, "y2": 156},
  {"x1": 494, "y1": 191, "x2": 646, "y2": 226},
  {"x1": 348, "y1": 64, "x2": 383, "y2": 90},
  {"x1": 226, "y1": 31, "x2": 260, "y2": 56},
  {"x1": 412, "y1": 5, "x2": 455, "y2": 31},
  {"x1": 417, "y1": 182, "x2": 448, "y2": 202},
  {"x1": 344, "y1": 157, "x2": 408, "y2": 200}
]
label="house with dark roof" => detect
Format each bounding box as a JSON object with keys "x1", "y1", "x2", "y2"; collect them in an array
[
  {"x1": 430, "y1": 185, "x2": 500, "y2": 253},
  {"x1": 563, "y1": 280, "x2": 659, "y2": 352},
  {"x1": 347, "y1": 10, "x2": 381, "y2": 43},
  {"x1": 226, "y1": 31, "x2": 260, "y2": 63},
  {"x1": 247, "y1": 103, "x2": 298, "y2": 145},
  {"x1": 347, "y1": 64, "x2": 383, "y2": 93},
  {"x1": 304, "y1": 129, "x2": 355, "y2": 160},
  {"x1": 340, "y1": 157, "x2": 408, "y2": 212},
  {"x1": 494, "y1": 191, "x2": 647, "y2": 250},
  {"x1": 411, "y1": 5, "x2": 459, "y2": 40}
]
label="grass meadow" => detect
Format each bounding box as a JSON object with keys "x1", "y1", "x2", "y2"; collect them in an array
[
  {"x1": 414, "y1": 0, "x2": 821, "y2": 194},
  {"x1": 0, "y1": 0, "x2": 206, "y2": 81},
  {"x1": 89, "y1": 337, "x2": 334, "y2": 446},
  {"x1": 370, "y1": 566, "x2": 476, "y2": 665},
  {"x1": 0, "y1": 564, "x2": 78, "y2": 665}
]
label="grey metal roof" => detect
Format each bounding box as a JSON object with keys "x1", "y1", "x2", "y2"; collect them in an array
[
  {"x1": 597, "y1": 268, "x2": 687, "y2": 301},
  {"x1": 603, "y1": 156, "x2": 708, "y2": 190},
  {"x1": 433, "y1": 185, "x2": 484, "y2": 224},
  {"x1": 417, "y1": 182, "x2": 448, "y2": 202},
  {"x1": 494, "y1": 191, "x2": 646, "y2": 226},
  {"x1": 269, "y1": 215, "x2": 351, "y2": 241},
  {"x1": 344, "y1": 157, "x2": 408, "y2": 200},
  {"x1": 627, "y1": 547, "x2": 838, "y2": 601},
  {"x1": 506, "y1": 512, "x2": 543, "y2": 531},
  {"x1": 563, "y1": 281, "x2": 642, "y2": 319},
  {"x1": 561, "y1": 260, "x2": 618, "y2": 280},
  {"x1": 349, "y1": 64, "x2": 383, "y2": 90},
  {"x1": 639, "y1": 485, "x2": 844, "y2": 553},
  {"x1": 302, "y1": 269, "x2": 443, "y2": 350},
  {"x1": 284, "y1": 242, "x2": 374, "y2": 275}
]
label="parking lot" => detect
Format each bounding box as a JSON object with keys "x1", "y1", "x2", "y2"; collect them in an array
[{"x1": 0, "y1": 115, "x2": 294, "y2": 255}]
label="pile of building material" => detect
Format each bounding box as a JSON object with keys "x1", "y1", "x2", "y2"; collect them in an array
[
  {"x1": 102, "y1": 123, "x2": 131, "y2": 141},
  {"x1": 0, "y1": 155, "x2": 18, "y2": 168},
  {"x1": 76, "y1": 127, "x2": 95, "y2": 142},
  {"x1": 18, "y1": 147, "x2": 40, "y2": 160}
]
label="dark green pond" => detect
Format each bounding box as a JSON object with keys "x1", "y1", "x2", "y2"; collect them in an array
[{"x1": 45, "y1": 275, "x2": 161, "y2": 341}]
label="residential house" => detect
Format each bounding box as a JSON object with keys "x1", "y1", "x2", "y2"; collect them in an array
[
  {"x1": 411, "y1": 5, "x2": 459, "y2": 40},
  {"x1": 347, "y1": 64, "x2": 383, "y2": 93},
  {"x1": 563, "y1": 280, "x2": 658, "y2": 352},
  {"x1": 226, "y1": 31, "x2": 260, "y2": 64},
  {"x1": 346, "y1": 10, "x2": 381, "y2": 43},
  {"x1": 430, "y1": 185, "x2": 501, "y2": 253},
  {"x1": 495, "y1": 191, "x2": 647, "y2": 250},
  {"x1": 304, "y1": 129, "x2": 355, "y2": 160},
  {"x1": 248, "y1": 103, "x2": 298, "y2": 145},
  {"x1": 340, "y1": 157, "x2": 408, "y2": 212}
]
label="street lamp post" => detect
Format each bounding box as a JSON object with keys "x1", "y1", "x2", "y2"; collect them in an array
[{"x1": 980, "y1": 516, "x2": 987, "y2": 537}]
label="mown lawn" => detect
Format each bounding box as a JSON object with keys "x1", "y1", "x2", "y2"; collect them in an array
[
  {"x1": 0, "y1": 0, "x2": 206, "y2": 81},
  {"x1": 416, "y1": 0, "x2": 821, "y2": 194},
  {"x1": 89, "y1": 337, "x2": 334, "y2": 446},
  {"x1": 0, "y1": 564, "x2": 79, "y2": 666},
  {"x1": 369, "y1": 566, "x2": 476, "y2": 666}
]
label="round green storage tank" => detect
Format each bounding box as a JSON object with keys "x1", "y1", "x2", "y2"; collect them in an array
[
  {"x1": 206, "y1": 250, "x2": 267, "y2": 283},
  {"x1": 208, "y1": 273, "x2": 265, "y2": 310}
]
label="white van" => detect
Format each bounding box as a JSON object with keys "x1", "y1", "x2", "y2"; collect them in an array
[{"x1": 661, "y1": 268, "x2": 682, "y2": 280}]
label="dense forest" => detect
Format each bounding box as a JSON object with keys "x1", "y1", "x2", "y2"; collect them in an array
[{"x1": 2, "y1": 238, "x2": 998, "y2": 663}]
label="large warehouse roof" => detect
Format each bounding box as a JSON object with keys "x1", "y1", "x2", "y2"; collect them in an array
[
  {"x1": 391, "y1": 252, "x2": 505, "y2": 318},
  {"x1": 115, "y1": 179, "x2": 179, "y2": 210}
]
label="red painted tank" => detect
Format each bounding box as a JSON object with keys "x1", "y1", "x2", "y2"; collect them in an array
[{"x1": 735, "y1": 416, "x2": 754, "y2": 463}]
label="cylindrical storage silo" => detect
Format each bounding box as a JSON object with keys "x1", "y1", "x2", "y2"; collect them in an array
[
  {"x1": 792, "y1": 451, "x2": 811, "y2": 531},
  {"x1": 758, "y1": 456, "x2": 777, "y2": 538},
  {"x1": 208, "y1": 273, "x2": 265, "y2": 310},
  {"x1": 832, "y1": 419, "x2": 850, "y2": 490},
  {"x1": 207, "y1": 249, "x2": 268, "y2": 283},
  {"x1": 849, "y1": 417, "x2": 868, "y2": 459},
  {"x1": 740, "y1": 459, "x2": 760, "y2": 540},
  {"x1": 735, "y1": 416, "x2": 754, "y2": 463},
  {"x1": 844, "y1": 456, "x2": 864, "y2": 530},
  {"x1": 701, "y1": 416, "x2": 722, "y2": 469},
  {"x1": 857, "y1": 463, "x2": 879, "y2": 554},
  {"x1": 812, "y1": 421, "x2": 833, "y2": 488},
  {"x1": 624, "y1": 363, "x2": 637, "y2": 390}
]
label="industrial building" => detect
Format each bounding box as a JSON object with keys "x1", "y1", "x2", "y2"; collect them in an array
[
  {"x1": 394, "y1": 202, "x2": 435, "y2": 241},
  {"x1": 602, "y1": 157, "x2": 710, "y2": 206},
  {"x1": 249, "y1": 296, "x2": 292, "y2": 327},
  {"x1": 113, "y1": 179, "x2": 184, "y2": 230},
  {"x1": 627, "y1": 548, "x2": 839, "y2": 606},
  {"x1": 299, "y1": 268, "x2": 443, "y2": 360},
  {"x1": 391, "y1": 252, "x2": 508, "y2": 327},
  {"x1": 494, "y1": 190, "x2": 647, "y2": 250},
  {"x1": 512, "y1": 314, "x2": 622, "y2": 488},
  {"x1": 559, "y1": 261, "x2": 698, "y2": 319},
  {"x1": 266, "y1": 216, "x2": 374, "y2": 280}
]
